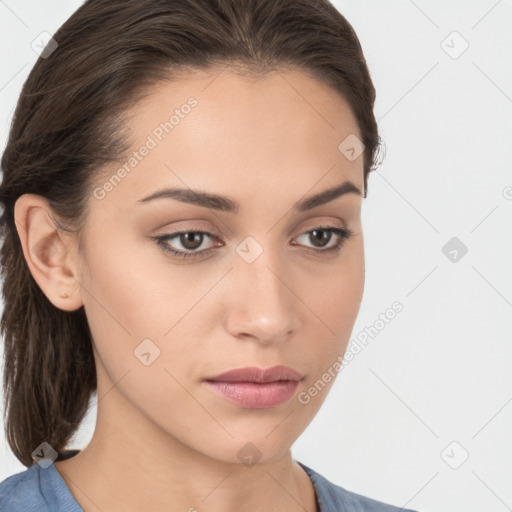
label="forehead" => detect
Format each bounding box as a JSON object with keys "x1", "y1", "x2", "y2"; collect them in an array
[
  {"x1": 133, "y1": 65, "x2": 362, "y2": 142},
  {"x1": 95, "y1": 66, "x2": 364, "y2": 213}
]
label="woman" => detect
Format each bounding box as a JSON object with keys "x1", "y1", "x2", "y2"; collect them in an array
[{"x1": 0, "y1": 0, "x2": 419, "y2": 510}]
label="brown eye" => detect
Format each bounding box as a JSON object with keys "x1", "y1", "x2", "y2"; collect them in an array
[
  {"x1": 155, "y1": 230, "x2": 218, "y2": 259},
  {"x1": 179, "y1": 232, "x2": 205, "y2": 251},
  {"x1": 293, "y1": 226, "x2": 353, "y2": 253},
  {"x1": 308, "y1": 229, "x2": 333, "y2": 248}
]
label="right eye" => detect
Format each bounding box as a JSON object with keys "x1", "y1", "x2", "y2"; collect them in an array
[{"x1": 154, "y1": 230, "x2": 221, "y2": 259}]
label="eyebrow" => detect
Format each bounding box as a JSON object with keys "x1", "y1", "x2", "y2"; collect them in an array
[{"x1": 137, "y1": 180, "x2": 361, "y2": 213}]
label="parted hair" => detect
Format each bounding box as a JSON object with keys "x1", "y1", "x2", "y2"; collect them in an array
[{"x1": 0, "y1": 0, "x2": 381, "y2": 467}]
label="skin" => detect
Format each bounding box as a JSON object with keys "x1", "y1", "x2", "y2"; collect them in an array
[{"x1": 14, "y1": 66, "x2": 365, "y2": 512}]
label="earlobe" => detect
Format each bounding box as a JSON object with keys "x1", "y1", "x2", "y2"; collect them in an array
[{"x1": 14, "y1": 193, "x2": 84, "y2": 312}]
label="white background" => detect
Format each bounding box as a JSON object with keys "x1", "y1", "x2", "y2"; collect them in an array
[{"x1": 1, "y1": 1, "x2": 511, "y2": 511}]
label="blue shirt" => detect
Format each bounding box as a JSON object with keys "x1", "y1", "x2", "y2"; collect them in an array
[{"x1": 0, "y1": 450, "x2": 419, "y2": 511}]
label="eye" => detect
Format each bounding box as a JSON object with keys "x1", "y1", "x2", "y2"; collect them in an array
[
  {"x1": 153, "y1": 225, "x2": 354, "y2": 260},
  {"x1": 154, "y1": 230, "x2": 219, "y2": 259},
  {"x1": 292, "y1": 225, "x2": 354, "y2": 255}
]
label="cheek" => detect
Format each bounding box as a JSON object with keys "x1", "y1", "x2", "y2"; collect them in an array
[
  {"x1": 77, "y1": 230, "x2": 164, "y2": 368},
  {"x1": 79, "y1": 236, "x2": 204, "y2": 416},
  {"x1": 81, "y1": 227, "x2": 188, "y2": 332},
  {"x1": 301, "y1": 237, "x2": 364, "y2": 360},
  {"x1": 79, "y1": 230, "x2": 217, "y2": 374},
  {"x1": 310, "y1": 235, "x2": 364, "y2": 317},
  {"x1": 328, "y1": 252, "x2": 364, "y2": 328}
]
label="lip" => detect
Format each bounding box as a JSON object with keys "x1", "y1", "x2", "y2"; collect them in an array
[
  {"x1": 203, "y1": 365, "x2": 303, "y2": 408},
  {"x1": 204, "y1": 365, "x2": 303, "y2": 383}
]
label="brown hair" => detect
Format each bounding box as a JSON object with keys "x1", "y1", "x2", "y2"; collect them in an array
[{"x1": 0, "y1": 0, "x2": 381, "y2": 467}]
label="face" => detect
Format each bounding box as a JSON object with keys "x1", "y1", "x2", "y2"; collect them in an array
[{"x1": 74, "y1": 66, "x2": 365, "y2": 464}]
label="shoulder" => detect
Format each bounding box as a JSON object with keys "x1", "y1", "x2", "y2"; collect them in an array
[
  {"x1": 0, "y1": 463, "x2": 49, "y2": 512},
  {"x1": 0, "y1": 450, "x2": 82, "y2": 512},
  {"x1": 298, "y1": 462, "x2": 420, "y2": 512}
]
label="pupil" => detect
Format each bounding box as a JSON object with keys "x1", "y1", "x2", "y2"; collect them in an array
[
  {"x1": 181, "y1": 232, "x2": 203, "y2": 250},
  {"x1": 311, "y1": 229, "x2": 330, "y2": 247}
]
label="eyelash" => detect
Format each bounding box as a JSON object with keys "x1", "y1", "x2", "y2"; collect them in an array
[{"x1": 153, "y1": 224, "x2": 354, "y2": 260}]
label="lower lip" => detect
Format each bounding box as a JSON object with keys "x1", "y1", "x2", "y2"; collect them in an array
[{"x1": 204, "y1": 380, "x2": 300, "y2": 408}]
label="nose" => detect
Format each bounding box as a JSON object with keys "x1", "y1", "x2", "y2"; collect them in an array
[{"x1": 223, "y1": 250, "x2": 302, "y2": 345}]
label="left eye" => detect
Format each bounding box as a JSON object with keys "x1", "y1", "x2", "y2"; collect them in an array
[{"x1": 154, "y1": 226, "x2": 353, "y2": 260}]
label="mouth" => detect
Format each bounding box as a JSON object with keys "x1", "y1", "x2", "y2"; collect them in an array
[
  {"x1": 203, "y1": 365, "x2": 303, "y2": 408},
  {"x1": 203, "y1": 379, "x2": 301, "y2": 408},
  {"x1": 204, "y1": 365, "x2": 303, "y2": 384}
]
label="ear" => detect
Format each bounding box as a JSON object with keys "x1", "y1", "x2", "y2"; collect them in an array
[{"x1": 14, "y1": 193, "x2": 84, "y2": 311}]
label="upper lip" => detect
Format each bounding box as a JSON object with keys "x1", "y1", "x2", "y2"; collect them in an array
[{"x1": 205, "y1": 365, "x2": 303, "y2": 383}]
